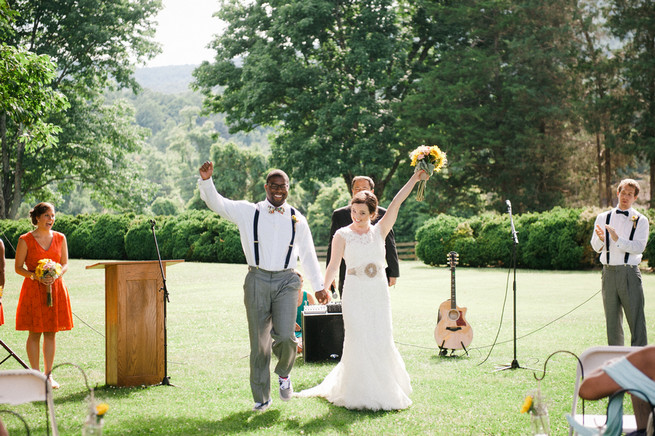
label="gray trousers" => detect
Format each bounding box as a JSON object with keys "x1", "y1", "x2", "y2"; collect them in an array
[
  {"x1": 243, "y1": 267, "x2": 300, "y2": 404},
  {"x1": 601, "y1": 265, "x2": 648, "y2": 346}
]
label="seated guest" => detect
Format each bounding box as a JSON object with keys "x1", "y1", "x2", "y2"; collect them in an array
[
  {"x1": 294, "y1": 271, "x2": 317, "y2": 353},
  {"x1": 569, "y1": 346, "x2": 655, "y2": 436}
]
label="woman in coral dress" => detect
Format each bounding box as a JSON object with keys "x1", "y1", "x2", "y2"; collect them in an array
[
  {"x1": 15, "y1": 202, "x2": 73, "y2": 388},
  {"x1": 296, "y1": 170, "x2": 428, "y2": 411}
]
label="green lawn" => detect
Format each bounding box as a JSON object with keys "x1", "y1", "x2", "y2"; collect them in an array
[{"x1": 0, "y1": 259, "x2": 652, "y2": 435}]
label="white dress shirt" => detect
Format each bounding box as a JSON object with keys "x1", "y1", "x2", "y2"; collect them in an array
[
  {"x1": 198, "y1": 177, "x2": 324, "y2": 292},
  {"x1": 590, "y1": 207, "x2": 649, "y2": 265}
]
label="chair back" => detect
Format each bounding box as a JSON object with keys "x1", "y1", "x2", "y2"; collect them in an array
[
  {"x1": 0, "y1": 369, "x2": 59, "y2": 436},
  {"x1": 570, "y1": 345, "x2": 642, "y2": 436}
]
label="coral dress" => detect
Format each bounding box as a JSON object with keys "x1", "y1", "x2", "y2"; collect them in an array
[
  {"x1": 297, "y1": 225, "x2": 412, "y2": 410},
  {"x1": 15, "y1": 232, "x2": 73, "y2": 332}
]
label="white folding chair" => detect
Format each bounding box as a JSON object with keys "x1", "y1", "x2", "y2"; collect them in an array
[
  {"x1": 569, "y1": 345, "x2": 643, "y2": 436},
  {"x1": 0, "y1": 369, "x2": 59, "y2": 436}
]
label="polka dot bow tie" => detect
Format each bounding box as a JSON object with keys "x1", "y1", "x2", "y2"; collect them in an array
[{"x1": 268, "y1": 205, "x2": 285, "y2": 214}]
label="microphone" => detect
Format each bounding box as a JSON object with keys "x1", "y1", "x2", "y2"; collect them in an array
[
  {"x1": 150, "y1": 219, "x2": 156, "y2": 229},
  {"x1": 506, "y1": 199, "x2": 512, "y2": 212}
]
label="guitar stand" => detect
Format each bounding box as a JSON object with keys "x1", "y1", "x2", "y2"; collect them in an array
[
  {"x1": 438, "y1": 341, "x2": 470, "y2": 358},
  {"x1": 0, "y1": 339, "x2": 29, "y2": 369}
]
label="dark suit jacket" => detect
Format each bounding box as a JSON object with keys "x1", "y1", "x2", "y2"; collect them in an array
[{"x1": 326, "y1": 205, "x2": 399, "y2": 295}]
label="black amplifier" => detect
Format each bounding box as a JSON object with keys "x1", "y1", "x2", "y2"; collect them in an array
[{"x1": 301, "y1": 312, "x2": 344, "y2": 363}]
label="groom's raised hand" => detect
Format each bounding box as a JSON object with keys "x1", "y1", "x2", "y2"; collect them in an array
[{"x1": 199, "y1": 161, "x2": 214, "y2": 180}]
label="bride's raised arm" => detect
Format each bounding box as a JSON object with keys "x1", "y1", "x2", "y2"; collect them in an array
[{"x1": 378, "y1": 170, "x2": 428, "y2": 238}]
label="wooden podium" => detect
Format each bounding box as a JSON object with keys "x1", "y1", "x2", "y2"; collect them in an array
[{"x1": 86, "y1": 260, "x2": 183, "y2": 387}]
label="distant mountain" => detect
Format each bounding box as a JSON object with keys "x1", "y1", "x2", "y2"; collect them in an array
[{"x1": 134, "y1": 64, "x2": 199, "y2": 94}]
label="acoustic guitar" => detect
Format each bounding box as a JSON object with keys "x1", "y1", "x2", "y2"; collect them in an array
[{"x1": 434, "y1": 251, "x2": 473, "y2": 351}]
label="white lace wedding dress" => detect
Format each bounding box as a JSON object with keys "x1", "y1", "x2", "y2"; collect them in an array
[{"x1": 297, "y1": 224, "x2": 412, "y2": 410}]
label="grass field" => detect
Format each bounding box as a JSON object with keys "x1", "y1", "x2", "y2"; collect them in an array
[{"x1": 0, "y1": 259, "x2": 652, "y2": 435}]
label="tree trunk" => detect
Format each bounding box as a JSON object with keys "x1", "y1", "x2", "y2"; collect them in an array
[
  {"x1": 604, "y1": 146, "x2": 612, "y2": 207},
  {"x1": 0, "y1": 112, "x2": 6, "y2": 219},
  {"x1": 650, "y1": 158, "x2": 655, "y2": 209},
  {"x1": 9, "y1": 125, "x2": 25, "y2": 220},
  {"x1": 596, "y1": 131, "x2": 603, "y2": 207}
]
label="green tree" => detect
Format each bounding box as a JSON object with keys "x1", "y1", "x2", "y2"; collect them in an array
[
  {"x1": 194, "y1": 0, "x2": 428, "y2": 199},
  {"x1": 606, "y1": 0, "x2": 655, "y2": 207},
  {"x1": 397, "y1": 0, "x2": 583, "y2": 213},
  {"x1": 209, "y1": 141, "x2": 268, "y2": 202},
  {"x1": 1, "y1": 0, "x2": 162, "y2": 218},
  {"x1": 0, "y1": 42, "x2": 69, "y2": 218}
]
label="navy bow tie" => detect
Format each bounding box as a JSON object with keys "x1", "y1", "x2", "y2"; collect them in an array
[
  {"x1": 268, "y1": 205, "x2": 285, "y2": 214},
  {"x1": 616, "y1": 209, "x2": 629, "y2": 216}
]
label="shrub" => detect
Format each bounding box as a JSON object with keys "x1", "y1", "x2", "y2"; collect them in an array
[
  {"x1": 151, "y1": 198, "x2": 180, "y2": 216},
  {"x1": 519, "y1": 208, "x2": 583, "y2": 269},
  {"x1": 87, "y1": 214, "x2": 134, "y2": 260},
  {"x1": 125, "y1": 216, "x2": 174, "y2": 260},
  {"x1": 415, "y1": 208, "x2": 596, "y2": 270},
  {"x1": 67, "y1": 214, "x2": 97, "y2": 259},
  {"x1": 415, "y1": 214, "x2": 464, "y2": 266},
  {"x1": 0, "y1": 218, "x2": 33, "y2": 257}
]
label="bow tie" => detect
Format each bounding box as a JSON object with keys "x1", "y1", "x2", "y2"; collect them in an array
[
  {"x1": 616, "y1": 209, "x2": 629, "y2": 216},
  {"x1": 268, "y1": 205, "x2": 285, "y2": 214}
]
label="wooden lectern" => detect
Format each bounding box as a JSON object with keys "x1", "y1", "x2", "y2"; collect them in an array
[{"x1": 86, "y1": 260, "x2": 183, "y2": 387}]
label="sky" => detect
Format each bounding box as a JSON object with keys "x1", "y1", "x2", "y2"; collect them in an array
[{"x1": 145, "y1": 0, "x2": 224, "y2": 67}]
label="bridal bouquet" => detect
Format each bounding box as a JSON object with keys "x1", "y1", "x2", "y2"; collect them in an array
[
  {"x1": 409, "y1": 145, "x2": 447, "y2": 201},
  {"x1": 35, "y1": 258, "x2": 62, "y2": 307}
]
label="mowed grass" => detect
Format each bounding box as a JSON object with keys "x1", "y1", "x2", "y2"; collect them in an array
[{"x1": 0, "y1": 259, "x2": 653, "y2": 435}]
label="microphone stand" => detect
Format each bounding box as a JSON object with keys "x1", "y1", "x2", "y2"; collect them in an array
[
  {"x1": 495, "y1": 200, "x2": 528, "y2": 372},
  {"x1": 150, "y1": 220, "x2": 173, "y2": 386}
]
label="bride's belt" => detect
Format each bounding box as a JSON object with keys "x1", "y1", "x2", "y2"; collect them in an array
[{"x1": 347, "y1": 262, "x2": 385, "y2": 279}]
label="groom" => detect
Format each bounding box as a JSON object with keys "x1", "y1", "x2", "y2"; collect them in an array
[{"x1": 198, "y1": 161, "x2": 329, "y2": 411}]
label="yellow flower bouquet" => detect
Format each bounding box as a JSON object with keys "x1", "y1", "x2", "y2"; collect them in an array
[
  {"x1": 35, "y1": 258, "x2": 62, "y2": 307},
  {"x1": 409, "y1": 145, "x2": 447, "y2": 201}
]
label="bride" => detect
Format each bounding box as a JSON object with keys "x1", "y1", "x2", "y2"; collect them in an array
[{"x1": 296, "y1": 170, "x2": 428, "y2": 410}]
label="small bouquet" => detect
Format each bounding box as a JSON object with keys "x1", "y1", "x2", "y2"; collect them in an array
[
  {"x1": 409, "y1": 145, "x2": 447, "y2": 201},
  {"x1": 521, "y1": 386, "x2": 550, "y2": 435},
  {"x1": 35, "y1": 258, "x2": 62, "y2": 307},
  {"x1": 83, "y1": 389, "x2": 109, "y2": 435}
]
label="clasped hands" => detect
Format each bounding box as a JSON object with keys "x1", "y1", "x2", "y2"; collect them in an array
[
  {"x1": 315, "y1": 289, "x2": 331, "y2": 304},
  {"x1": 595, "y1": 224, "x2": 619, "y2": 243}
]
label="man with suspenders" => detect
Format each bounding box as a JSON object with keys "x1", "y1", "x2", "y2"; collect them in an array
[
  {"x1": 591, "y1": 179, "x2": 649, "y2": 347},
  {"x1": 198, "y1": 161, "x2": 330, "y2": 411}
]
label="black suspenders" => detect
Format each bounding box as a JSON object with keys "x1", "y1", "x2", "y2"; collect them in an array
[
  {"x1": 605, "y1": 212, "x2": 611, "y2": 264},
  {"x1": 253, "y1": 206, "x2": 296, "y2": 269},
  {"x1": 625, "y1": 216, "x2": 639, "y2": 263},
  {"x1": 604, "y1": 211, "x2": 640, "y2": 264}
]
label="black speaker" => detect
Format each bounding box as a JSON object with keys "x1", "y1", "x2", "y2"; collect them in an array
[{"x1": 302, "y1": 313, "x2": 344, "y2": 363}]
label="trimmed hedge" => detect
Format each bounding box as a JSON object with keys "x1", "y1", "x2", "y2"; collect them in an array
[
  {"x1": 3, "y1": 206, "x2": 654, "y2": 270},
  {"x1": 0, "y1": 211, "x2": 245, "y2": 264},
  {"x1": 415, "y1": 207, "x2": 655, "y2": 270}
]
